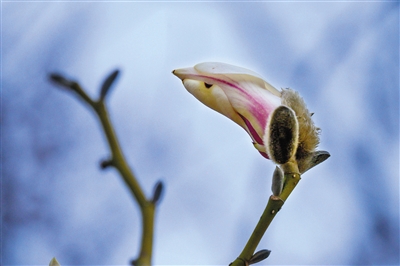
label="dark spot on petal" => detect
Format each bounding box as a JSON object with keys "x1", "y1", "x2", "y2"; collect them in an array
[{"x1": 204, "y1": 82, "x2": 213, "y2": 88}]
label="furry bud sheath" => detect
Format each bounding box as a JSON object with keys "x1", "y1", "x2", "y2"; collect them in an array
[{"x1": 265, "y1": 105, "x2": 299, "y2": 165}]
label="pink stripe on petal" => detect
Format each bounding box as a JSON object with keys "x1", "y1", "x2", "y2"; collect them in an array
[
  {"x1": 238, "y1": 113, "x2": 264, "y2": 145},
  {"x1": 239, "y1": 113, "x2": 270, "y2": 159},
  {"x1": 198, "y1": 74, "x2": 275, "y2": 128},
  {"x1": 259, "y1": 151, "x2": 270, "y2": 159},
  {"x1": 197, "y1": 75, "x2": 246, "y2": 94}
]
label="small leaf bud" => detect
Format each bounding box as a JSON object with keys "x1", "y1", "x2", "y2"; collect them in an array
[
  {"x1": 100, "y1": 69, "x2": 120, "y2": 100},
  {"x1": 151, "y1": 180, "x2": 164, "y2": 204},
  {"x1": 271, "y1": 166, "x2": 283, "y2": 196},
  {"x1": 249, "y1": 249, "x2": 271, "y2": 264}
]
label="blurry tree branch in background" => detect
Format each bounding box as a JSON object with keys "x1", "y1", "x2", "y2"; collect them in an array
[{"x1": 49, "y1": 70, "x2": 163, "y2": 266}]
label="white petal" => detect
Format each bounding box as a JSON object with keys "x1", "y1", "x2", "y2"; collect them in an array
[
  {"x1": 194, "y1": 62, "x2": 281, "y2": 97},
  {"x1": 182, "y1": 79, "x2": 245, "y2": 127}
]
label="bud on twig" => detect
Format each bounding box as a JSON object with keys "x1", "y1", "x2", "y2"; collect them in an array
[
  {"x1": 271, "y1": 166, "x2": 283, "y2": 196},
  {"x1": 100, "y1": 69, "x2": 120, "y2": 101},
  {"x1": 100, "y1": 158, "x2": 113, "y2": 169},
  {"x1": 49, "y1": 73, "x2": 77, "y2": 89},
  {"x1": 298, "y1": 150, "x2": 330, "y2": 174},
  {"x1": 249, "y1": 249, "x2": 271, "y2": 265},
  {"x1": 309, "y1": 150, "x2": 330, "y2": 170},
  {"x1": 151, "y1": 180, "x2": 164, "y2": 204}
]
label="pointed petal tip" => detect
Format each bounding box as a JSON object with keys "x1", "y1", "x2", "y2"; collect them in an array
[
  {"x1": 172, "y1": 67, "x2": 192, "y2": 80},
  {"x1": 172, "y1": 69, "x2": 179, "y2": 78}
]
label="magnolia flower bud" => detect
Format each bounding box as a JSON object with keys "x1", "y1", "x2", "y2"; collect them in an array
[{"x1": 173, "y1": 62, "x2": 328, "y2": 173}]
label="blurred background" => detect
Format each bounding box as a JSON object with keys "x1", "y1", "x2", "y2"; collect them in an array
[{"x1": 2, "y1": 1, "x2": 399, "y2": 265}]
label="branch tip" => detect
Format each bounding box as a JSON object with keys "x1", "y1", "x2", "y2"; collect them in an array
[
  {"x1": 49, "y1": 257, "x2": 61, "y2": 266},
  {"x1": 49, "y1": 73, "x2": 77, "y2": 89},
  {"x1": 151, "y1": 180, "x2": 164, "y2": 204},
  {"x1": 100, "y1": 69, "x2": 120, "y2": 100}
]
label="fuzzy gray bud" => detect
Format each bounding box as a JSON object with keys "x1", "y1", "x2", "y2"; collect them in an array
[
  {"x1": 265, "y1": 105, "x2": 299, "y2": 165},
  {"x1": 271, "y1": 166, "x2": 284, "y2": 196}
]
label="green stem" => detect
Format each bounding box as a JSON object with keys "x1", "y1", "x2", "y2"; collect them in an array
[
  {"x1": 60, "y1": 78, "x2": 156, "y2": 265},
  {"x1": 137, "y1": 203, "x2": 155, "y2": 265},
  {"x1": 70, "y1": 83, "x2": 95, "y2": 106},
  {"x1": 230, "y1": 173, "x2": 300, "y2": 266},
  {"x1": 92, "y1": 100, "x2": 155, "y2": 265},
  {"x1": 279, "y1": 173, "x2": 301, "y2": 202},
  {"x1": 93, "y1": 101, "x2": 147, "y2": 205}
]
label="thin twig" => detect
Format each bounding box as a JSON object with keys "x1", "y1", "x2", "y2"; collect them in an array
[{"x1": 50, "y1": 72, "x2": 156, "y2": 265}]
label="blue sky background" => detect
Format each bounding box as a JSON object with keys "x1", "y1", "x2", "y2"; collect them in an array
[{"x1": 2, "y1": 1, "x2": 399, "y2": 265}]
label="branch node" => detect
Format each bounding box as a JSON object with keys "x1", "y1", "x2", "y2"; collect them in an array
[{"x1": 100, "y1": 158, "x2": 113, "y2": 169}]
